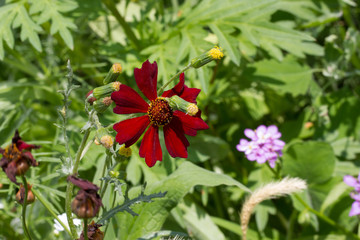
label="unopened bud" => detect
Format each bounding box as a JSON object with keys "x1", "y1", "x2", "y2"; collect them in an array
[
  {"x1": 103, "y1": 63, "x2": 122, "y2": 84},
  {"x1": 168, "y1": 95, "x2": 199, "y2": 116},
  {"x1": 93, "y1": 97, "x2": 113, "y2": 113},
  {"x1": 304, "y1": 122, "x2": 314, "y2": 129},
  {"x1": 93, "y1": 81, "x2": 121, "y2": 99},
  {"x1": 109, "y1": 170, "x2": 120, "y2": 178},
  {"x1": 86, "y1": 90, "x2": 97, "y2": 105},
  {"x1": 16, "y1": 184, "x2": 35, "y2": 205},
  {"x1": 190, "y1": 46, "x2": 224, "y2": 68},
  {"x1": 118, "y1": 145, "x2": 132, "y2": 158},
  {"x1": 95, "y1": 128, "x2": 114, "y2": 149}
]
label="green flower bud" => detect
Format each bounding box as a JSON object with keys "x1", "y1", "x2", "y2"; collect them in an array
[
  {"x1": 109, "y1": 170, "x2": 120, "y2": 178},
  {"x1": 93, "y1": 97, "x2": 113, "y2": 113},
  {"x1": 118, "y1": 145, "x2": 132, "y2": 158},
  {"x1": 190, "y1": 46, "x2": 224, "y2": 68},
  {"x1": 93, "y1": 81, "x2": 121, "y2": 99},
  {"x1": 103, "y1": 63, "x2": 122, "y2": 84},
  {"x1": 167, "y1": 95, "x2": 199, "y2": 116}
]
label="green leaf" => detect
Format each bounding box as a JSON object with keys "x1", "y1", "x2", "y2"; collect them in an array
[
  {"x1": 282, "y1": 141, "x2": 337, "y2": 184},
  {"x1": 209, "y1": 23, "x2": 241, "y2": 66},
  {"x1": 12, "y1": 5, "x2": 42, "y2": 51},
  {"x1": 175, "y1": 200, "x2": 226, "y2": 240},
  {"x1": 0, "y1": 4, "x2": 16, "y2": 60},
  {"x1": 118, "y1": 161, "x2": 249, "y2": 239},
  {"x1": 29, "y1": 0, "x2": 77, "y2": 50},
  {"x1": 243, "y1": 55, "x2": 313, "y2": 96}
]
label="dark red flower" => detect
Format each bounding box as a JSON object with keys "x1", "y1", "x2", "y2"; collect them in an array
[
  {"x1": 111, "y1": 60, "x2": 209, "y2": 167},
  {"x1": 0, "y1": 130, "x2": 40, "y2": 184},
  {"x1": 78, "y1": 221, "x2": 104, "y2": 240},
  {"x1": 68, "y1": 175, "x2": 103, "y2": 219}
]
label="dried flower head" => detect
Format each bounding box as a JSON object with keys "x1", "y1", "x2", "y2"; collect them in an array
[
  {"x1": 68, "y1": 176, "x2": 103, "y2": 218},
  {"x1": 78, "y1": 221, "x2": 104, "y2": 240},
  {"x1": 16, "y1": 184, "x2": 35, "y2": 205},
  {"x1": 0, "y1": 130, "x2": 40, "y2": 184}
]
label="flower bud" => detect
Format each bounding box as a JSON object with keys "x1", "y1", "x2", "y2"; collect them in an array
[
  {"x1": 95, "y1": 128, "x2": 114, "y2": 149},
  {"x1": 109, "y1": 170, "x2": 119, "y2": 178},
  {"x1": 103, "y1": 63, "x2": 122, "y2": 84},
  {"x1": 118, "y1": 145, "x2": 132, "y2": 158},
  {"x1": 93, "y1": 97, "x2": 113, "y2": 113},
  {"x1": 86, "y1": 90, "x2": 97, "y2": 105},
  {"x1": 93, "y1": 81, "x2": 121, "y2": 99},
  {"x1": 16, "y1": 184, "x2": 35, "y2": 205},
  {"x1": 167, "y1": 95, "x2": 199, "y2": 116},
  {"x1": 190, "y1": 46, "x2": 224, "y2": 68},
  {"x1": 68, "y1": 176, "x2": 102, "y2": 219}
]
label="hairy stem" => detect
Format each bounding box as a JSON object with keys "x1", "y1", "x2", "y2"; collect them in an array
[
  {"x1": 157, "y1": 64, "x2": 191, "y2": 96},
  {"x1": 21, "y1": 176, "x2": 32, "y2": 240},
  {"x1": 65, "y1": 128, "x2": 91, "y2": 238}
]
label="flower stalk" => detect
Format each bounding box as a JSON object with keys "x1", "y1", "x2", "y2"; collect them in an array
[
  {"x1": 65, "y1": 128, "x2": 91, "y2": 238},
  {"x1": 21, "y1": 176, "x2": 32, "y2": 240},
  {"x1": 157, "y1": 64, "x2": 191, "y2": 96},
  {"x1": 83, "y1": 218, "x2": 88, "y2": 240}
]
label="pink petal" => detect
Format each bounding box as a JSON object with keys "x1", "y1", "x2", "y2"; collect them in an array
[
  {"x1": 134, "y1": 60, "x2": 158, "y2": 101},
  {"x1": 164, "y1": 121, "x2": 190, "y2": 158},
  {"x1": 172, "y1": 111, "x2": 208, "y2": 136},
  {"x1": 244, "y1": 129, "x2": 256, "y2": 140},
  {"x1": 112, "y1": 85, "x2": 149, "y2": 114},
  {"x1": 17, "y1": 140, "x2": 40, "y2": 151},
  {"x1": 349, "y1": 201, "x2": 360, "y2": 216},
  {"x1": 113, "y1": 116, "x2": 150, "y2": 147},
  {"x1": 139, "y1": 126, "x2": 162, "y2": 167},
  {"x1": 344, "y1": 175, "x2": 358, "y2": 187},
  {"x1": 162, "y1": 73, "x2": 200, "y2": 104}
]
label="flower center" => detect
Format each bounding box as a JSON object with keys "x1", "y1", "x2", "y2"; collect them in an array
[
  {"x1": 148, "y1": 97, "x2": 173, "y2": 126},
  {"x1": 4, "y1": 144, "x2": 21, "y2": 162}
]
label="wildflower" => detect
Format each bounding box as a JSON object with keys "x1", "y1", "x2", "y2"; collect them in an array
[
  {"x1": 68, "y1": 176, "x2": 103, "y2": 218},
  {"x1": 0, "y1": 130, "x2": 40, "y2": 184},
  {"x1": 236, "y1": 125, "x2": 285, "y2": 168},
  {"x1": 15, "y1": 184, "x2": 35, "y2": 205},
  {"x1": 78, "y1": 221, "x2": 104, "y2": 240},
  {"x1": 53, "y1": 213, "x2": 82, "y2": 235},
  {"x1": 111, "y1": 60, "x2": 208, "y2": 167},
  {"x1": 344, "y1": 173, "x2": 360, "y2": 216}
]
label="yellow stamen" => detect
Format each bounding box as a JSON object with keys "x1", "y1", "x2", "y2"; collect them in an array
[{"x1": 208, "y1": 46, "x2": 224, "y2": 60}]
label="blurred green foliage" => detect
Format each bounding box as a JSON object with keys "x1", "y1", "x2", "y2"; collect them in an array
[{"x1": 0, "y1": 0, "x2": 360, "y2": 239}]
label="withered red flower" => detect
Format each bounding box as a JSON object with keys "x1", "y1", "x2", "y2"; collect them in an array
[
  {"x1": 68, "y1": 175, "x2": 103, "y2": 219},
  {"x1": 111, "y1": 60, "x2": 209, "y2": 167},
  {"x1": 0, "y1": 130, "x2": 40, "y2": 184},
  {"x1": 16, "y1": 183, "x2": 35, "y2": 205},
  {"x1": 78, "y1": 221, "x2": 104, "y2": 240}
]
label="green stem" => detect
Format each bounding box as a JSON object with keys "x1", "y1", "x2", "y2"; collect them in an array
[
  {"x1": 102, "y1": 0, "x2": 141, "y2": 50},
  {"x1": 21, "y1": 176, "x2": 32, "y2": 240},
  {"x1": 31, "y1": 188, "x2": 72, "y2": 237},
  {"x1": 157, "y1": 64, "x2": 191, "y2": 96},
  {"x1": 65, "y1": 128, "x2": 91, "y2": 238},
  {"x1": 294, "y1": 194, "x2": 359, "y2": 239},
  {"x1": 83, "y1": 218, "x2": 88, "y2": 240},
  {"x1": 286, "y1": 210, "x2": 297, "y2": 240},
  {"x1": 104, "y1": 190, "x2": 117, "y2": 236}
]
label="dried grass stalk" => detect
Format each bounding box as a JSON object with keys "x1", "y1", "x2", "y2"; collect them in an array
[{"x1": 240, "y1": 177, "x2": 307, "y2": 240}]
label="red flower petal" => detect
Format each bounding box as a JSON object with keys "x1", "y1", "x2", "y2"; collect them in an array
[
  {"x1": 17, "y1": 140, "x2": 40, "y2": 152},
  {"x1": 164, "y1": 118, "x2": 189, "y2": 158},
  {"x1": 67, "y1": 175, "x2": 100, "y2": 191},
  {"x1": 113, "y1": 116, "x2": 150, "y2": 147},
  {"x1": 22, "y1": 152, "x2": 39, "y2": 167},
  {"x1": 162, "y1": 73, "x2": 201, "y2": 104},
  {"x1": 139, "y1": 125, "x2": 162, "y2": 167},
  {"x1": 134, "y1": 60, "x2": 158, "y2": 101},
  {"x1": 173, "y1": 111, "x2": 209, "y2": 136},
  {"x1": 112, "y1": 84, "x2": 149, "y2": 114}
]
